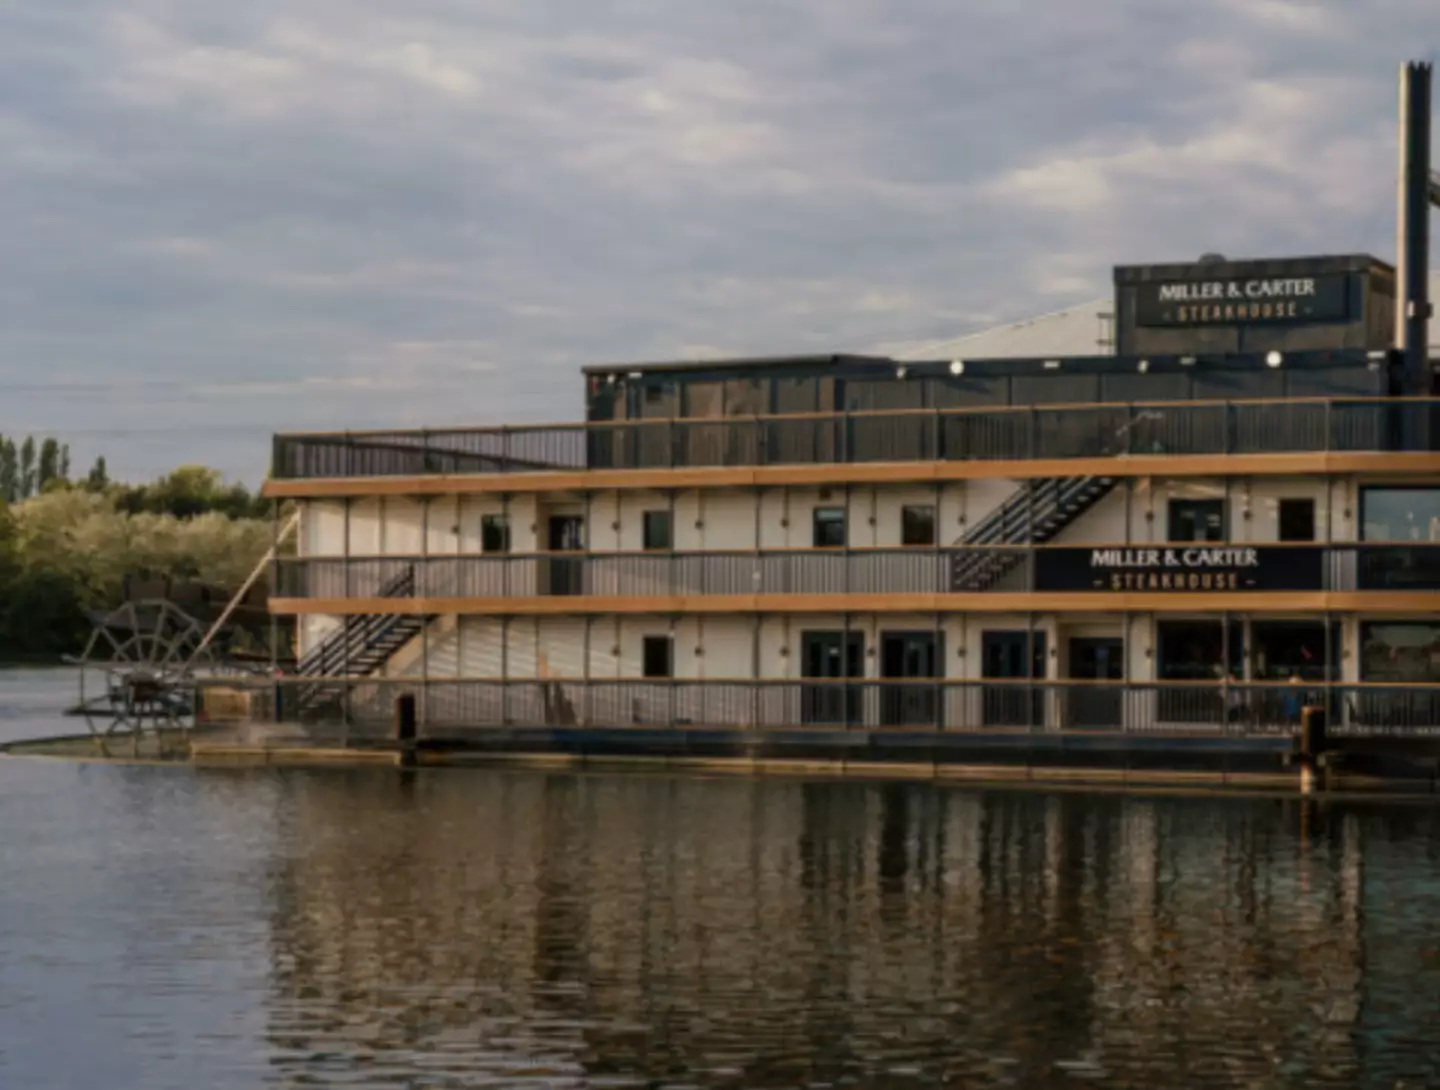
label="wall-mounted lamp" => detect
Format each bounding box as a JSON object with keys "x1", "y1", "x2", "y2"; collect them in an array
[
  {"x1": 1137, "y1": 359, "x2": 1150, "y2": 374},
  {"x1": 1265, "y1": 350, "x2": 1284, "y2": 369},
  {"x1": 1180, "y1": 355, "x2": 1197, "y2": 366},
  {"x1": 895, "y1": 365, "x2": 908, "y2": 379},
  {"x1": 949, "y1": 359, "x2": 966, "y2": 375},
  {"x1": 1042, "y1": 359, "x2": 1061, "y2": 370}
]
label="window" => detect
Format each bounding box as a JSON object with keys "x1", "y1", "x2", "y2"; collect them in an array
[
  {"x1": 1168, "y1": 499, "x2": 1224, "y2": 542},
  {"x1": 1360, "y1": 622, "x2": 1440, "y2": 682},
  {"x1": 481, "y1": 515, "x2": 510, "y2": 554},
  {"x1": 1278, "y1": 498, "x2": 1316, "y2": 542},
  {"x1": 642, "y1": 510, "x2": 672, "y2": 551},
  {"x1": 813, "y1": 507, "x2": 846, "y2": 548},
  {"x1": 1362, "y1": 487, "x2": 1440, "y2": 542},
  {"x1": 642, "y1": 635, "x2": 673, "y2": 678},
  {"x1": 901, "y1": 505, "x2": 937, "y2": 547}
]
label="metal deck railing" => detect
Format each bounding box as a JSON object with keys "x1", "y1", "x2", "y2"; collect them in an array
[
  {"x1": 198, "y1": 678, "x2": 1440, "y2": 740},
  {"x1": 270, "y1": 398, "x2": 1440, "y2": 480},
  {"x1": 270, "y1": 543, "x2": 1440, "y2": 599}
]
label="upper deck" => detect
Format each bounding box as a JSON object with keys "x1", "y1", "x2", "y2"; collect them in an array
[{"x1": 267, "y1": 348, "x2": 1440, "y2": 494}]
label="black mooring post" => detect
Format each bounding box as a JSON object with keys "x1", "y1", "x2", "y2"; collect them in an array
[{"x1": 395, "y1": 693, "x2": 418, "y2": 767}]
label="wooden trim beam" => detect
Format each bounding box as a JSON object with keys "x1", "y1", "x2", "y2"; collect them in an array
[
  {"x1": 263, "y1": 451, "x2": 1440, "y2": 499},
  {"x1": 270, "y1": 591, "x2": 1440, "y2": 615}
]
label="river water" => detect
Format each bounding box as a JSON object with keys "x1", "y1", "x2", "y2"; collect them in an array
[{"x1": 2, "y1": 667, "x2": 1440, "y2": 1089}]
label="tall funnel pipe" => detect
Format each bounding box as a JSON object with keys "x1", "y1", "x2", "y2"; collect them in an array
[{"x1": 1396, "y1": 61, "x2": 1432, "y2": 393}]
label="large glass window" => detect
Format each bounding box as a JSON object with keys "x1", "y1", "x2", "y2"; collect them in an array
[
  {"x1": 1155, "y1": 620, "x2": 1244, "y2": 681},
  {"x1": 1168, "y1": 499, "x2": 1225, "y2": 542},
  {"x1": 1361, "y1": 488, "x2": 1440, "y2": 542},
  {"x1": 1360, "y1": 622, "x2": 1440, "y2": 682},
  {"x1": 1250, "y1": 621, "x2": 1336, "y2": 682}
]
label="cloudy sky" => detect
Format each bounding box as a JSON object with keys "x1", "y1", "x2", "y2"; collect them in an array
[{"x1": 0, "y1": 0, "x2": 1435, "y2": 484}]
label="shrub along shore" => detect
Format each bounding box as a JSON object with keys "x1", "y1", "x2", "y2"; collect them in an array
[{"x1": 0, "y1": 441, "x2": 276, "y2": 659}]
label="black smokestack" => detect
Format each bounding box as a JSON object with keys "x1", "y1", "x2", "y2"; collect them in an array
[{"x1": 1396, "y1": 61, "x2": 1432, "y2": 392}]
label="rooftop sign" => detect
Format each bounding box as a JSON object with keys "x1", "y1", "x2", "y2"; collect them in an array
[{"x1": 1135, "y1": 274, "x2": 1349, "y2": 327}]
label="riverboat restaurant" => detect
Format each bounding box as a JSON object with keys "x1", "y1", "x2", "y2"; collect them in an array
[{"x1": 258, "y1": 252, "x2": 1440, "y2": 740}]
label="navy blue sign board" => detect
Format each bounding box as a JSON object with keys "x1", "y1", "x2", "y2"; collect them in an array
[
  {"x1": 1028, "y1": 546, "x2": 1326, "y2": 593},
  {"x1": 1135, "y1": 274, "x2": 1350, "y2": 327}
]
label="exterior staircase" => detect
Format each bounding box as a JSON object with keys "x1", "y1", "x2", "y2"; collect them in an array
[
  {"x1": 950, "y1": 476, "x2": 1117, "y2": 591},
  {"x1": 291, "y1": 565, "x2": 433, "y2": 722}
]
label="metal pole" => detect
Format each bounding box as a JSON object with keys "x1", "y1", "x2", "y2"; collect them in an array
[
  {"x1": 188, "y1": 512, "x2": 300, "y2": 668},
  {"x1": 421, "y1": 493, "x2": 429, "y2": 731}
]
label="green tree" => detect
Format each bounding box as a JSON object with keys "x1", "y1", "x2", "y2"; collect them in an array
[
  {"x1": 0, "y1": 438, "x2": 16, "y2": 504},
  {"x1": 37, "y1": 438, "x2": 59, "y2": 491},
  {"x1": 18, "y1": 437, "x2": 35, "y2": 500},
  {"x1": 84, "y1": 455, "x2": 109, "y2": 492}
]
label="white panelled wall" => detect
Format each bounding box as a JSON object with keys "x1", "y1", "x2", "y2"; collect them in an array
[
  {"x1": 288, "y1": 475, "x2": 1396, "y2": 686},
  {"x1": 296, "y1": 476, "x2": 1363, "y2": 558}
]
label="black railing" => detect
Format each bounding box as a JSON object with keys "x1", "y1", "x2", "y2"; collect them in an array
[
  {"x1": 198, "y1": 678, "x2": 1440, "y2": 738},
  {"x1": 270, "y1": 398, "x2": 1440, "y2": 479},
  {"x1": 272, "y1": 544, "x2": 1440, "y2": 599}
]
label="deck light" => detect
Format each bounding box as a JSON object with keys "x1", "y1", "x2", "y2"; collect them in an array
[
  {"x1": 1265, "y1": 350, "x2": 1283, "y2": 368},
  {"x1": 895, "y1": 365, "x2": 908, "y2": 379},
  {"x1": 1042, "y1": 359, "x2": 1061, "y2": 370},
  {"x1": 1137, "y1": 359, "x2": 1150, "y2": 373},
  {"x1": 1180, "y1": 355, "x2": 1197, "y2": 366},
  {"x1": 949, "y1": 360, "x2": 965, "y2": 375}
]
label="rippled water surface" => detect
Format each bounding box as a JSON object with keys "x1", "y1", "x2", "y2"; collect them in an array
[{"x1": 3, "y1": 667, "x2": 1440, "y2": 1089}]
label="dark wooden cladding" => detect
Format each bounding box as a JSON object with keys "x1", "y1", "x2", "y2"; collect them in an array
[
  {"x1": 203, "y1": 677, "x2": 1440, "y2": 738},
  {"x1": 272, "y1": 544, "x2": 1440, "y2": 601},
  {"x1": 271, "y1": 397, "x2": 1440, "y2": 481}
]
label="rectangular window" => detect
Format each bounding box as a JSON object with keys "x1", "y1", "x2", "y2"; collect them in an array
[
  {"x1": 642, "y1": 635, "x2": 674, "y2": 678},
  {"x1": 480, "y1": 515, "x2": 510, "y2": 554},
  {"x1": 1359, "y1": 622, "x2": 1440, "y2": 682},
  {"x1": 813, "y1": 507, "x2": 846, "y2": 548},
  {"x1": 642, "y1": 510, "x2": 672, "y2": 551},
  {"x1": 1167, "y1": 498, "x2": 1224, "y2": 543},
  {"x1": 1278, "y1": 498, "x2": 1316, "y2": 542},
  {"x1": 901, "y1": 505, "x2": 937, "y2": 547},
  {"x1": 1361, "y1": 487, "x2": 1440, "y2": 542}
]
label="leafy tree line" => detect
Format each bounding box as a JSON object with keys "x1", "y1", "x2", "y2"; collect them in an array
[{"x1": 0, "y1": 451, "x2": 277, "y2": 659}]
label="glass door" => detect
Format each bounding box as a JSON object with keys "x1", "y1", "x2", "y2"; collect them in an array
[
  {"x1": 1066, "y1": 637, "x2": 1123, "y2": 728},
  {"x1": 879, "y1": 632, "x2": 941, "y2": 727},
  {"x1": 545, "y1": 515, "x2": 586, "y2": 596},
  {"x1": 981, "y1": 630, "x2": 1046, "y2": 727},
  {"x1": 800, "y1": 631, "x2": 864, "y2": 725}
]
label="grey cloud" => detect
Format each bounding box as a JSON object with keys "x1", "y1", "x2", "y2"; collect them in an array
[{"x1": 0, "y1": 0, "x2": 1435, "y2": 484}]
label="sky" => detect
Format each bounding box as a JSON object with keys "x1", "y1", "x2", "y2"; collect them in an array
[{"x1": 0, "y1": 0, "x2": 1436, "y2": 486}]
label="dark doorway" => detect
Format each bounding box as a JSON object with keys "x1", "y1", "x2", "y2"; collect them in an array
[
  {"x1": 545, "y1": 515, "x2": 586, "y2": 596},
  {"x1": 981, "y1": 630, "x2": 1046, "y2": 727},
  {"x1": 879, "y1": 631, "x2": 941, "y2": 727},
  {"x1": 800, "y1": 631, "x2": 863, "y2": 725},
  {"x1": 1067, "y1": 637, "x2": 1124, "y2": 728}
]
